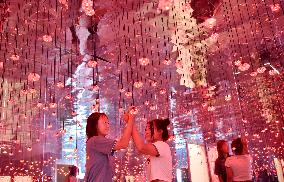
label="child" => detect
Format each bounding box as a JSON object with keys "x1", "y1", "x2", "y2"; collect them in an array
[
  {"x1": 84, "y1": 111, "x2": 134, "y2": 182},
  {"x1": 132, "y1": 118, "x2": 173, "y2": 182}
]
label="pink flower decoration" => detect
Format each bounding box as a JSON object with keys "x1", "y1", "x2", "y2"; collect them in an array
[
  {"x1": 250, "y1": 72, "x2": 258, "y2": 76},
  {"x1": 234, "y1": 60, "x2": 242, "y2": 66},
  {"x1": 87, "y1": 60, "x2": 97, "y2": 68},
  {"x1": 269, "y1": 70, "x2": 277, "y2": 76},
  {"x1": 270, "y1": 4, "x2": 280, "y2": 12},
  {"x1": 10, "y1": 54, "x2": 20, "y2": 61},
  {"x1": 257, "y1": 67, "x2": 266, "y2": 73},
  {"x1": 125, "y1": 92, "x2": 132, "y2": 97},
  {"x1": 56, "y1": 82, "x2": 64, "y2": 88},
  {"x1": 49, "y1": 103, "x2": 57, "y2": 108},
  {"x1": 42, "y1": 35, "x2": 52, "y2": 42},
  {"x1": 163, "y1": 59, "x2": 172, "y2": 65},
  {"x1": 28, "y1": 73, "x2": 40, "y2": 82},
  {"x1": 139, "y1": 57, "x2": 150, "y2": 66},
  {"x1": 160, "y1": 89, "x2": 166, "y2": 94},
  {"x1": 134, "y1": 81, "x2": 143, "y2": 88}
]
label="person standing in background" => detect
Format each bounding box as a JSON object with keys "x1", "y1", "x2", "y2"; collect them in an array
[{"x1": 215, "y1": 140, "x2": 230, "y2": 182}]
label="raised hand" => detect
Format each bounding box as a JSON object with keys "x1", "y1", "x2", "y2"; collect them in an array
[{"x1": 123, "y1": 106, "x2": 137, "y2": 123}]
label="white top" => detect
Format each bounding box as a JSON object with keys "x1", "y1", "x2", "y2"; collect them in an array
[
  {"x1": 66, "y1": 176, "x2": 79, "y2": 182},
  {"x1": 146, "y1": 141, "x2": 173, "y2": 182},
  {"x1": 225, "y1": 154, "x2": 253, "y2": 181}
]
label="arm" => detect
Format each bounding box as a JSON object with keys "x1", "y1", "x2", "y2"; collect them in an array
[
  {"x1": 132, "y1": 124, "x2": 159, "y2": 156},
  {"x1": 218, "y1": 176, "x2": 224, "y2": 182},
  {"x1": 214, "y1": 160, "x2": 224, "y2": 182},
  {"x1": 113, "y1": 112, "x2": 134, "y2": 150},
  {"x1": 226, "y1": 167, "x2": 233, "y2": 182}
]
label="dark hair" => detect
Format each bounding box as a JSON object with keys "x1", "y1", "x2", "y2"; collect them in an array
[
  {"x1": 231, "y1": 138, "x2": 244, "y2": 155},
  {"x1": 68, "y1": 165, "x2": 78, "y2": 176},
  {"x1": 217, "y1": 140, "x2": 228, "y2": 158},
  {"x1": 86, "y1": 112, "x2": 107, "y2": 140},
  {"x1": 150, "y1": 118, "x2": 171, "y2": 141}
]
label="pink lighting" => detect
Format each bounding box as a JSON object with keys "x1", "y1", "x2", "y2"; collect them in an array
[
  {"x1": 139, "y1": 57, "x2": 150, "y2": 66},
  {"x1": 270, "y1": 4, "x2": 281, "y2": 12},
  {"x1": 204, "y1": 18, "x2": 217, "y2": 29},
  {"x1": 42, "y1": 35, "x2": 52, "y2": 42},
  {"x1": 28, "y1": 73, "x2": 40, "y2": 82},
  {"x1": 0, "y1": 0, "x2": 283, "y2": 181}
]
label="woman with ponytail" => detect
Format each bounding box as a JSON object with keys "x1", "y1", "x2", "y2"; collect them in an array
[
  {"x1": 225, "y1": 138, "x2": 253, "y2": 182},
  {"x1": 132, "y1": 118, "x2": 173, "y2": 182}
]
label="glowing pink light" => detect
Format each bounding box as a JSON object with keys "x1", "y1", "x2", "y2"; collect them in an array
[
  {"x1": 210, "y1": 33, "x2": 219, "y2": 41},
  {"x1": 208, "y1": 106, "x2": 216, "y2": 111},
  {"x1": 257, "y1": 67, "x2": 266, "y2": 73},
  {"x1": 92, "y1": 84, "x2": 99, "y2": 91},
  {"x1": 144, "y1": 100, "x2": 150, "y2": 106},
  {"x1": 204, "y1": 18, "x2": 217, "y2": 29},
  {"x1": 250, "y1": 72, "x2": 258, "y2": 77},
  {"x1": 234, "y1": 60, "x2": 242, "y2": 66},
  {"x1": 225, "y1": 95, "x2": 232, "y2": 101},
  {"x1": 21, "y1": 89, "x2": 28, "y2": 95},
  {"x1": 29, "y1": 88, "x2": 37, "y2": 94},
  {"x1": 42, "y1": 35, "x2": 52, "y2": 42},
  {"x1": 0, "y1": 62, "x2": 3, "y2": 69},
  {"x1": 151, "y1": 81, "x2": 158, "y2": 87},
  {"x1": 150, "y1": 105, "x2": 158, "y2": 111},
  {"x1": 37, "y1": 102, "x2": 43, "y2": 108},
  {"x1": 130, "y1": 108, "x2": 138, "y2": 115},
  {"x1": 269, "y1": 70, "x2": 277, "y2": 76},
  {"x1": 28, "y1": 73, "x2": 40, "y2": 82},
  {"x1": 27, "y1": 147, "x2": 32, "y2": 152},
  {"x1": 87, "y1": 60, "x2": 97, "y2": 68},
  {"x1": 139, "y1": 57, "x2": 150, "y2": 66},
  {"x1": 163, "y1": 59, "x2": 172, "y2": 65},
  {"x1": 134, "y1": 81, "x2": 143, "y2": 88},
  {"x1": 85, "y1": 9, "x2": 95, "y2": 16},
  {"x1": 238, "y1": 63, "x2": 250, "y2": 71},
  {"x1": 82, "y1": 0, "x2": 95, "y2": 16},
  {"x1": 49, "y1": 103, "x2": 57, "y2": 108},
  {"x1": 10, "y1": 54, "x2": 20, "y2": 61},
  {"x1": 56, "y1": 82, "x2": 64, "y2": 88},
  {"x1": 65, "y1": 94, "x2": 72, "y2": 100},
  {"x1": 270, "y1": 4, "x2": 280, "y2": 12},
  {"x1": 125, "y1": 92, "x2": 132, "y2": 97},
  {"x1": 160, "y1": 89, "x2": 166, "y2": 94}
]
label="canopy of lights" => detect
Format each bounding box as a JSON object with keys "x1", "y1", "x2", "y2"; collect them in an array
[{"x1": 0, "y1": 0, "x2": 283, "y2": 181}]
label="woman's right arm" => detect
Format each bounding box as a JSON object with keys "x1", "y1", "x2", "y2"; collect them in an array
[
  {"x1": 132, "y1": 124, "x2": 159, "y2": 156},
  {"x1": 113, "y1": 112, "x2": 134, "y2": 150}
]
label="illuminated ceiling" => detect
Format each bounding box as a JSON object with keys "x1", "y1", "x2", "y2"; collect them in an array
[{"x1": 0, "y1": 0, "x2": 284, "y2": 179}]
